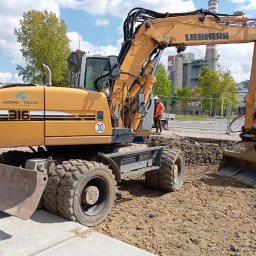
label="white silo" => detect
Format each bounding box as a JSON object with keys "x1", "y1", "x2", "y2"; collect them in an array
[{"x1": 205, "y1": 0, "x2": 219, "y2": 70}]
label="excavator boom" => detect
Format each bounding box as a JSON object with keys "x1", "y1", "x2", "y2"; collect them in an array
[
  {"x1": 111, "y1": 8, "x2": 256, "y2": 187},
  {"x1": 112, "y1": 9, "x2": 256, "y2": 130}
]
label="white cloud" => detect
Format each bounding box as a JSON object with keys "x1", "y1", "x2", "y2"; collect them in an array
[
  {"x1": 178, "y1": 44, "x2": 254, "y2": 83},
  {"x1": 58, "y1": 0, "x2": 195, "y2": 17},
  {"x1": 218, "y1": 43, "x2": 253, "y2": 82},
  {"x1": 229, "y1": 0, "x2": 256, "y2": 10},
  {"x1": 229, "y1": 0, "x2": 247, "y2": 3},
  {"x1": 95, "y1": 19, "x2": 109, "y2": 27},
  {"x1": 0, "y1": 1, "x2": 60, "y2": 17},
  {"x1": 243, "y1": 1, "x2": 256, "y2": 10},
  {"x1": 0, "y1": 39, "x2": 24, "y2": 66},
  {"x1": 0, "y1": 72, "x2": 22, "y2": 83},
  {"x1": 0, "y1": 72, "x2": 12, "y2": 83},
  {"x1": 67, "y1": 31, "x2": 119, "y2": 56}
]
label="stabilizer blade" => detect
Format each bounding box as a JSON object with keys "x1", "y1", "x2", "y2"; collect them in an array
[{"x1": 0, "y1": 163, "x2": 47, "y2": 219}]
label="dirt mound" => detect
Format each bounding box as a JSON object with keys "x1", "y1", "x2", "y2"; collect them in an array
[{"x1": 150, "y1": 136, "x2": 246, "y2": 166}]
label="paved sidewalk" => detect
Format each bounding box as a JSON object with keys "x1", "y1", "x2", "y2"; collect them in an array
[{"x1": 0, "y1": 210, "x2": 155, "y2": 256}]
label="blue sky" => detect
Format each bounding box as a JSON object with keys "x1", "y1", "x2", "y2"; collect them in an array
[{"x1": 0, "y1": 0, "x2": 255, "y2": 83}]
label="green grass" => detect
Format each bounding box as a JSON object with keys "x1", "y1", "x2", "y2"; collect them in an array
[
  {"x1": 175, "y1": 115, "x2": 208, "y2": 121},
  {"x1": 175, "y1": 115, "x2": 238, "y2": 121}
]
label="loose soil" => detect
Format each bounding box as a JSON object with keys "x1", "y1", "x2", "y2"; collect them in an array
[
  {"x1": 94, "y1": 137, "x2": 256, "y2": 256},
  {"x1": 1, "y1": 137, "x2": 255, "y2": 255}
]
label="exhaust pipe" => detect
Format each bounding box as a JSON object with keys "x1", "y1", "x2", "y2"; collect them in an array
[{"x1": 42, "y1": 63, "x2": 52, "y2": 85}]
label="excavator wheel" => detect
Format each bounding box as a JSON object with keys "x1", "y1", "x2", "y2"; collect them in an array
[
  {"x1": 56, "y1": 160, "x2": 117, "y2": 227},
  {"x1": 145, "y1": 148, "x2": 185, "y2": 192},
  {"x1": 158, "y1": 148, "x2": 185, "y2": 192},
  {"x1": 43, "y1": 160, "x2": 84, "y2": 214},
  {"x1": 145, "y1": 170, "x2": 159, "y2": 190}
]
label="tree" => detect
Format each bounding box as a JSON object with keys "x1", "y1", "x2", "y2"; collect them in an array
[
  {"x1": 15, "y1": 10, "x2": 70, "y2": 85},
  {"x1": 153, "y1": 64, "x2": 172, "y2": 101},
  {"x1": 198, "y1": 67, "x2": 238, "y2": 115},
  {"x1": 175, "y1": 87, "x2": 192, "y2": 106}
]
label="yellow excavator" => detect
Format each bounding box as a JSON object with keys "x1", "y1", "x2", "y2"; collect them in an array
[{"x1": 0, "y1": 8, "x2": 256, "y2": 226}]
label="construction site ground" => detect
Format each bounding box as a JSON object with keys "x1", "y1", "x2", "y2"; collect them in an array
[
  {"x1": 93, "y1": 122, "x2": 256, "y2": 256},
  {"x1": 1, "y1": 119, "x2": 256, "y2": 255}
]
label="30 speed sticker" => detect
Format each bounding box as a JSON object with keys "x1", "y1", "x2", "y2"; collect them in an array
[{"x1": 95, "y1": 123, "x2": 105, "y2": 133}]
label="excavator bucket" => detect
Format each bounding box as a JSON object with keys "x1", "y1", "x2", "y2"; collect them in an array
[
  {"x1": 0, "y1": 163, "x2": 47, "y2": 219},
  {"x1": 218, "y1": 145, "x2": 256, "y2": 188}
]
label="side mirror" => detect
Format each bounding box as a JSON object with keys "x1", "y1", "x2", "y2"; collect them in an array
[{"x1": 109, "y1": 55, "x2": 120, "y2": 79}]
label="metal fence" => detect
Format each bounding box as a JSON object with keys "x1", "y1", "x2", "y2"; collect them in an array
[{"x1": 157, "y1": 94, "x2": 246, "y2": 117}]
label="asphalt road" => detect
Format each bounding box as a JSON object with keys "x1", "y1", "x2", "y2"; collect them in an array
[
  {"x1": 160, "y1": 118, "x2": 243, "y2": 141},
  {"x1": 169, "y1": 118, "x2": 243, "y2": 132}
]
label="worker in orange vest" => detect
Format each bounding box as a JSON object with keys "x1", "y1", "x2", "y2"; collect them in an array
[{"x1": 153, "y1": 96, "x2": 164, "y2": 134}]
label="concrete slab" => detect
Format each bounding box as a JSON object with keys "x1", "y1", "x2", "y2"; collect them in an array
[
  {"x1": 37, "y1": 232, "x2": 155, "y2": 256},
  {"x1": 0, "y1": 210, "x2": 155, "y2": 256}
]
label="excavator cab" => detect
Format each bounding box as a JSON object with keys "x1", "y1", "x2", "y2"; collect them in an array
[{"x1": 68, "y1": 50, "x2": 120, "y2": 95}]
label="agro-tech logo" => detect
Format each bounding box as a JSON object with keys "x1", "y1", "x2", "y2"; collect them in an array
[
  {"x1": 16, "y1": 92, "x2": 27, "y2": 101},
  {"x1": 2, "y1": 91, "x2": 38, "y2": 106}
]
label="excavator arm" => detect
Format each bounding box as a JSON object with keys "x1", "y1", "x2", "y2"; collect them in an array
[{"x1": 112, "y1": 8, "x2": 256, "y2": 140}]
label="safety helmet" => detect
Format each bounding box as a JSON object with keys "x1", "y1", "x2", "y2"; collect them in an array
[{"x1": 153, "y1": 96, "x2": 159, "y2": 100}]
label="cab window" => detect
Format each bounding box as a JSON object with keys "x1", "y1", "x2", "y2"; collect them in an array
[{"x1": 84, "y1": 57, "x2": 110, "y2": 91}]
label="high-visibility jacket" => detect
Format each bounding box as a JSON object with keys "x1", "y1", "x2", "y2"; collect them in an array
[{"x1": 154, "y1": 102, "x2": 164, "y2": 118}]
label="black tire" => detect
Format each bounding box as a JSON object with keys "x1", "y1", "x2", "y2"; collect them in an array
[
  {"x1": 158, "y1": 149, "x2": 185, "y2": 192},
  {"x1": 145, "y1": 170, "x2": 159, "y2": 190},
  {"x1": 57, "y1": 161, "x2": 116, "y2": 227},
  {"x1": 43, "y1": 159, "x2": 83, "y2": 214}
]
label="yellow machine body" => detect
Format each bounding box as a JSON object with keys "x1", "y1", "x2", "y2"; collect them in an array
[{"x1": 0, "y1": 86, "x2": 112, "y2": 148}]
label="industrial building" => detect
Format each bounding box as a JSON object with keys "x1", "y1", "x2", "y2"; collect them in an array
[
  {"x1": 168, "y1": 0, "x2": 219, "y2": 92},
  {"x1": 167, "y1": 53, "x2": 209, "y2": 91}
]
